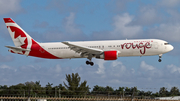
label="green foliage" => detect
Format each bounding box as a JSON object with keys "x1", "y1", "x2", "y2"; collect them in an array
[
  {"x1": 63, "y1": 73, "x2": 90, "y2": 96},
  {"x1": 45, "y1": 82, "x2": 53, "y2": 96},
  {"x1": 170, "y1": 86, "x2": 179, "y2": 96},
  {"x1": 151, "y1": 92, "x2": 159, "y2": 97},
  {"x1": 159, "y1": 87, "x2": 169, "y2": 97},
  {"x1": 114, "y1": 87, "x2": 124, "y2": 95},
  {"x1": 123, "y1": 87, "x2": 139, "y2": 96},
  {"x1": 92, "y1": 85, "x2": 114, "y2": 95},
  {"x1": 0, "y1": 73, "x2": 179, "y2": 98},
  {"x1": 92, "y1": 85, "x2": 105, "y2": 94}
]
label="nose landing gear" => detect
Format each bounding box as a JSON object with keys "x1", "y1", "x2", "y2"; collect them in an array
[
  {"x1": 158, "y1": 54, "x2": 162, "y2": 62},
  {"x1": 158, "y1": 58, "x2": 162, "y2": 62}
]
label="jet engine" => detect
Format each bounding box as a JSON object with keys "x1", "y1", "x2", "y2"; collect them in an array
[{"x1": 96, "y1": 50, "x2": 118, "y2": 60}]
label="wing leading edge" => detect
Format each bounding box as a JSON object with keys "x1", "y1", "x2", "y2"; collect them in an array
[{"x1": 62, "y1": 41, "x2": 103, "y2": 57}]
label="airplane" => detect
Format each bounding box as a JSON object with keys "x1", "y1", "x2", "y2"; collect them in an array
[{"x1": 3, "y1": 18, "x2": 174, "y2": 66}]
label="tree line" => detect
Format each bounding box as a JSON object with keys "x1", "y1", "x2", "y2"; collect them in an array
[{"x1": 0, "y1": 73, "x2": 179, "y2": 98}]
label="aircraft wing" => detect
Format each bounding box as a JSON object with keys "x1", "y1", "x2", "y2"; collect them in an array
[
  {"x1": 5, "y1": 46, "x2": 30, "y2": 51},
  {"x1": 62, "y1": 41, "x2": 103, "y2": 56}
]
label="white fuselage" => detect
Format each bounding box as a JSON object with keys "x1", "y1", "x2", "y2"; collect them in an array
[{"x1": 39, "y1": 39, "x2": 173, "y2": 59}]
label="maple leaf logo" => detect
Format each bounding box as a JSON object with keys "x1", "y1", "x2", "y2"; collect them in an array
[{"x1": 8, "y1": 26, "x2": 27, "y2": 48}]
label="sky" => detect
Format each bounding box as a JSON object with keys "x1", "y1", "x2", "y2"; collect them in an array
[{"x1": 0, "y1": 0, "x2": 180, "y2": 92}]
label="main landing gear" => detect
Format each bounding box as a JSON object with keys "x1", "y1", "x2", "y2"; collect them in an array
[
  {"x1": 158, "y1": 54, "x2": 162, "y2": 62},
  {"x1": 86, "y1": 54, "x2": 94, "y2": 66},
  {"x1": 86, "y1": 61, "x2": 94, "y2": 66}
]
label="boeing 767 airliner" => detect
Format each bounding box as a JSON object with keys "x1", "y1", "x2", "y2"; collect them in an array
[{"x1": 3, "y1": 18, "x2": 174, "y2": 66}]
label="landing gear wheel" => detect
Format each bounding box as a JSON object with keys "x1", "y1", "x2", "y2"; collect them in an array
[
  {"x1": 86, "y1": 61, "x2": 90, "y2": 65},
  {"x1": 158, "y1": 54, "x2": 162, "y2": 62},
  {"x1": 90, "y1": 62, "x2": 94, "y2": 66},
  {"x1": 158, "y1": 59, "x2": 162, "y2": 62},
  {"x1": 86, "y1": 61, "x2": 94, "y2": 66}
]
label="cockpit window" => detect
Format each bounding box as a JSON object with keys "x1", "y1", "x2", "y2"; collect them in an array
[{"x1": 164, "y1": 43, "x2": 169, "y2": 45}]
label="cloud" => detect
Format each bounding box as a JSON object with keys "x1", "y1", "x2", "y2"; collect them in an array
[
  {"x1": 0, "y1": 64, "x2": 69, "y2": 86},
  {"x1": 111, "y1": 13, "x2": 142, "y2": 38},
  {"x1": 92, "y1": 13, "x2": 143, "y2": 40},
  {"x1": 46, "y1": 0, "x2": 82, "y2": 14},
  {"x1": 104, "y1": 1, "x2": 180, "y2": 43},
  {"x1": 0, "y1": 0, "x2": 22, "y2": 15},
  {"x1": 96, "y1": 60, "x2": 106, "y2": 74},
  {"x1": 130, "y1": 6, "x2": 161, "y2": 26},
  {"x1": 41, "y1": 12, "x2": 87, "y2": 41},
  {"x1": 0, "y1": 65, "x2": 11, "y2": 69},
  {"x1": 167, "y1": 64, "x2": 180, "y2": 74},
  {"x1": 29, "y1": 1, "x2": 180, "y2": 42},
  {"x1": 0, "y1": 54, "x2": 14, "y2": 62},
  {"x1": 33, "y1": 21, "x2": 49, "y2": 29},
  {"x1": 110, "y1": 61, "x2": 127, "y2": 75},
  {"x1": 125, "y1": 2, "x2": 180, "y2": 42},
  {"x1": 138, "y1": 61, "x2": 163, "y2": 82},
  {"x1": 140, "y1": 61, "x2": 155, "y2": 71},
  {"x1": 165, "y1": 9, "x2": 180, "y2": 24},
  {"x1": 107, "y1": 0, "x2": 133, "y2": 13},
  {"x1": 63, "y1": 12, "x2": 82, "y2": 35},
  {"x1": 148, "y1": 23, "x2": 180, "y2": 42},
  {"x1": 1, "y1": 60, "x2": 180, "y2": 91},
  {"x1": 158, "y1": 0, "x2": 180, "y2": 8}
]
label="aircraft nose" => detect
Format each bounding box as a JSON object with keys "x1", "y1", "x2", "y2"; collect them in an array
[{"x1": 168, "y1": 45, "x2": 174, "y2": 52}]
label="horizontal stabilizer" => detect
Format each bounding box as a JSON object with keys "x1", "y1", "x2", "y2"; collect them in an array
[{"x1": 5, "y1": 46, "x2": 30, "y2": 51}]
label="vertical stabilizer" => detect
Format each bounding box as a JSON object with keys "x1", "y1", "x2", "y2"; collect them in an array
[
  {"x1": 3, "y1": 18, "x2": 38, "y2": 55},
  {"x1": 3, "y1": 18, "x2": 59, "y2": 59},
  {"x1": 3, "y1": 18, "x2": 38, "y2": 48}
]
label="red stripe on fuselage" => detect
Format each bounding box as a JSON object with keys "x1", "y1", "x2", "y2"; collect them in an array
[{"x1": 29, "y1": 39, "x2": 60, "y2": 59}]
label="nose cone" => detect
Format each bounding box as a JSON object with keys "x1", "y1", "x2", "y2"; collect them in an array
[{"x1": 168, "y1": 45, "x2": 174, "y2": 52}]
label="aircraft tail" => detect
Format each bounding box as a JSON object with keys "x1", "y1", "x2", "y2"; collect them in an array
[
  {"x1": 3, "y1": 18, "x2": 59, "y2": 59},
  {"x1": 3, "y1": 18, "x2": 39, "y2": 56},
  {"x1": 3, "y1": 18, "x2": 38, "y2": 48}
]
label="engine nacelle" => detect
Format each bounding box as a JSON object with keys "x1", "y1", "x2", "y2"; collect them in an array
[{"x1": 96, "y1": 50, "x2": 118, "y2": 60}]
